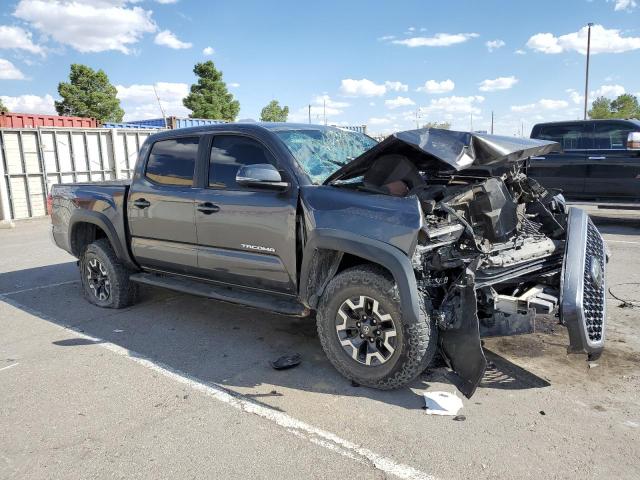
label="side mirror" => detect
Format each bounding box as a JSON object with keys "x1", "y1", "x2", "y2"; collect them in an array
[
  {"x1": 236, "y1": 164, "x2": 289, "y2": 190},
  {"x1": 627, "y1": 132, "x2": 640, "y2": 150}
]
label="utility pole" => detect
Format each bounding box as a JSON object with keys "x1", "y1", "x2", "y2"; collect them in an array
[
  {"x1": 490, "y1": 111, "x2": 494, "y2": 134},
  {"x1": 308, "y1": 104, "x2": 311, "y2": 124},
  {"x1": 583, "y1": 22, "x2": 594, "y2": 120},
  {"x1": 323, "y1": 99, "x2": 326, "y2": 126},
  {"x1": 152, "y1": 85, "x2": 167, "y2": 127}
]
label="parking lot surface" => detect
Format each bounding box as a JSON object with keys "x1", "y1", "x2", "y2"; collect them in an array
[{"x1": 1, "y1": 215, "x2": 639, "y2": 479}]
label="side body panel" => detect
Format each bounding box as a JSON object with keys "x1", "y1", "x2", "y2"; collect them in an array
[
  {"x1": 50, "y1": 182, "x2": 136, "y2": 268},
  {"x1": 192, "y1": 128, "x2": 302, "y2": 294}
]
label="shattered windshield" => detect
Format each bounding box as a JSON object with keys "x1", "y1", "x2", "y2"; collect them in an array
[{"x1": 274, "y1": 128, "x2": 378, "y2": 184}]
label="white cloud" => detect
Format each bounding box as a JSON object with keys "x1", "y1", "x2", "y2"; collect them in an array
[
  {"x1": 478, "y1": 76, "x2": 518, "y2": 92},
  {"x1": 377, "y1": 35, "x2": 395, "y2": 41},
  {"x1": 228, "y1": 82, "x2": 240, "y2": 88},
  {"x1": 510, "y1": 103, "x2": 537, "y2": 113},
  {"x1": 368, "y1": 117, "x2": 392, "y2": 125},
  {"x1": 202, "y1": 46, "x2": 215, "y2": 55},
  {"x1": 0, "y1": 59, "x2": 25, "y2": 80},
  {"x1": 511, "y1": 98, "x2": 569, "y2": 112},
  {"x1": 527, "y1": 24, "x2": 640, "y2": 55},
  {"x1": 116, "y1": 81, "x2": 190, "y2": 120},
  {"x1": 289, "y1": 95, "x2": 350, "y2": 122},
  {"x1": 384, "y1": 81, "x2": 408, "y2": 92},
  {"x1": 313, "y1": 94, "x2": 350, "y2": 109},
  {"x1": 417, "y1": 79, "x2": 455, "y2": 94},
  {"x1": 385, "y1": 96, "x2": 415, "y2": 109},
  {"x1": 593, "y1": 84, "x2": 625, "y2": 97},
  {"x1": 14, "y1": 0, "x2": 156, "y2": 54},
  {"x1": 156, "y1": 0, "x2": 179, "y2": 4},
  {"x1": 0, "y1": 93, "x2": 55, "y2": 114},
  {"x1": 422, "y1": 95, "x2": 485, "y2": 115},
  {"x1": 566, "y1": 88, "x2": 583, "y2": 104},
  {"x1": 514, "y1": 49, "x2": 526, "y2": 55},
  {"x1": 154, "y1": 30, "x2": 192, "y2": 49},
  {"x1": 486, "y1": 39, "x2": 505, "y2": 52},
  {"x1": 392, "y1": 32, "x2": 478, "y2": 47},
  {"x1": 611, "y1": 0, "x2": 637, "y2": 11},
  {"x1": 340, "y1": 78, "x2": 386, "y2": 96},
  {"x1": 0, "y1": 25, "x2": 45, "y2": 56},
  {"x1": 539, "y1": 99, "x2": 569, "y2": 109}
]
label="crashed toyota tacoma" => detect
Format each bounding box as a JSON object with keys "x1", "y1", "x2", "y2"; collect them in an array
[{"x1": 49, "y1": 124, "x2": 607, "y2": 397}]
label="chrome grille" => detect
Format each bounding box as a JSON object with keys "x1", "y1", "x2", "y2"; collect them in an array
[
  {"x1": 560, "y1": 208, "x2": 606, "y2": 355},
  {"x1": 583, "y1": 219, "x2": 606, "y2": 342}
]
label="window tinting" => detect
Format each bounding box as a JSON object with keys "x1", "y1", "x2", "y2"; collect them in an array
[
  {"x1": 593, "y1": 122, "x2": 636, "y2": 149},
  {"x1": 209, "y1": 135, "x2": 276, "y2": 189},
  {"x1": 537, "y1": 124, "x2": 590, "y2": 150},
  {"x1": 146, "y1": 137, "x2": 199, "y2": 186}
]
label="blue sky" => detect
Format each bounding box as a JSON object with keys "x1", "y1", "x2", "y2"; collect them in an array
[{"x1": 1, "y1": 0, "x2": 639, "y2": 135}]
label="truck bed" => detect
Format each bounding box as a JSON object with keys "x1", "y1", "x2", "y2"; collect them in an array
[{"x1": 50, "y1": 180, "x2": 132, "y2": 263}]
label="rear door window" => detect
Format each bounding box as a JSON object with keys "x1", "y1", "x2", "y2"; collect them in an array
[
  {"x1": 593, "y1": 122, "x2": 636, "y2": 149},
  {"x1": 209, "y1": 135, "x2": 277, "y2": 189},
  {"x1": 536, "y1": 124, "x2": 591, "y2": 150},
  {"x1": 145, "y1": 137, "x2": 199, "y2": 186}
]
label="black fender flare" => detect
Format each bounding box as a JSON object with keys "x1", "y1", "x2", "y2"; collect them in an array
[
  {"x1": 299, "y1": 228, "x2": 421, "y2": 327},
  {"x1": 68, "y1": 210, "x2": 137, "y2": 269}
]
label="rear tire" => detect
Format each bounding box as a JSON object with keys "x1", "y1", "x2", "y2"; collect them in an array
[
  {"x1": 79, "y1": 239, "x2": 138, "y2": 309},
  {"x1": 316, "y1": 264, "x2": 437, "y2": 389}
]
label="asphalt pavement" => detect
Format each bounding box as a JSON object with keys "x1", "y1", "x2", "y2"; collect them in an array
[{"x1": 1, "y1": 216, "x2": 639, "y2": 479}]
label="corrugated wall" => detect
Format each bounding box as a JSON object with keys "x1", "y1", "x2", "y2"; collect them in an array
[{"x1": 0, "y1": 127, "x2": 159, "y2": 220}]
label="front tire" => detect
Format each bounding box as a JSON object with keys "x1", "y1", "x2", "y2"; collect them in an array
[
  {"x1": 316, "y1": 264, "x2": 437, "y2": 389},
  {"x1": 79, "y1": 239, "x2": 138, "y2": 309}
]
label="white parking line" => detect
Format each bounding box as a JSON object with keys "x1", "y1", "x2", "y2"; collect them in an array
[
  {"x1": 0, "y1": 292, "x2": 436, "y2": 480},
  {"x1": 0, "y1": 363, "x2": 19, "y2": 372},
  {"x1": 1, "y1": 280, "x2": 78, "y2": 296}
]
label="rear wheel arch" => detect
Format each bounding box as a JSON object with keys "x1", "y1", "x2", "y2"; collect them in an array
[
  {"x1": 69, "y1": 221, "x2": 109, "y2": 257},
  {"x1": 67, "y1": 211, "x2": 136, "y2": 269}
]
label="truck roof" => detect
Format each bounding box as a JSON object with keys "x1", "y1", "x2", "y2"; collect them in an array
[
  {"x1": 146, "y1": 122, "x2": 346, "y2": 142},
  {"x1": 532, "y1": 119, "x2": 640, "y2": 128}
]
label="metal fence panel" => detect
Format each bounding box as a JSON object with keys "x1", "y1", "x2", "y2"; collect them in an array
[{"x1": 0, "y1": 126, "x2": 160, "y2": 220}]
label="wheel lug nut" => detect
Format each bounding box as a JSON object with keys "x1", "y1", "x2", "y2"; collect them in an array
[
  {"x1": 360, "y1": 334, "x2": 364, "y2": 338},
  {"x1": 356, "y1": 322, "x2": 361, "y2": 327},
  {"x1": 376, "y1": 330, "x2": 381, "y2": 335},
  {"x1": 369, "y1": 338, "x2": 374, "y2": 342},
  {"x1": 371, "y1": 319, "x2": 376, "y2": 325}
]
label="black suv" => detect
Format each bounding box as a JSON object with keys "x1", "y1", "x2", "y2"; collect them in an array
[{"x1": 529, "y1": 119, "x2": 640, "y2": 202}]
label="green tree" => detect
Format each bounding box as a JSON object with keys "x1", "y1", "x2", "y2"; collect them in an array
[
  {"x1": 589, "y1": 94, "x2": 640, "y2": 119},
  {"x1": 423, "y1": 121, "x2": 451, "y2": 129},
  {"x1": 183, "y1": 61, "x2": 240, "y2": 121},
  {"x1": 260, "y1": 100, "x2": 289, "y2": 122},
  {"x1": 55, "y1": 64, "x2": 124, "y2": 122},
  {"x1": 0, "y1": 98, "x2": 8, "y2": 114},
  {"x1": 588, "y1": 96, "x2": 612, "y2": 119}
]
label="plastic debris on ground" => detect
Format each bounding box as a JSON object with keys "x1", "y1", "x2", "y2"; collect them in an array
[
  {"x1": 423, "y1": 391, "x2": 464, "y2": 416},
  {"x1": 269, "y1": 353, "x2": 302, "y2": 370}
]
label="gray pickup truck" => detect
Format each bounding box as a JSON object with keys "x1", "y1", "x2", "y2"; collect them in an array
[{"x1": 50, "y1": 123, "x2": 607, "y2": 397}]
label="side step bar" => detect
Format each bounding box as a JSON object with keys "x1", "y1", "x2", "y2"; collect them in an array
[{"x1": 129, "y1": 272, "x2": 309, "y2": 317}]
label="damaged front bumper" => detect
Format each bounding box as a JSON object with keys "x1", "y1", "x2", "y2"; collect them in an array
[{"x1": 438, "y1": 207, "x2": 607, "y2": 398}]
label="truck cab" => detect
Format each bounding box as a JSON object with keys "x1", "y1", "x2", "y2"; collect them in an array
[{"x1": 529, "y1": 119, "x2": 640, "y2": 202}]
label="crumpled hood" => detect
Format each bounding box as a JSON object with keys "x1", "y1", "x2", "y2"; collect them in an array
[{"x1": 324, "y1": 128, "x2": 560, "y2": 184}]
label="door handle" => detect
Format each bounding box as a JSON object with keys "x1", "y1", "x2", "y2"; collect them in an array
[
  {"x1": 588, "y1": 156, "x2": 606, "y2": 160},
  {"x1": 133, "y1": 198, "x2": 151, "y2": 209},
  {"x1": 197, "y1": 202, "x2": 220, "y2": 214},
  {"x1": 530, "y1": 156, "x2": 546, "y2": 160}
]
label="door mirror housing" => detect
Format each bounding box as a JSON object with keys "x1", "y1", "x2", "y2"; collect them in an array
[
  {"x1": 236, "y1": 164, "x2": 289, "y2": 190},
  {"x1": 627, "y1": 132, "x2": 640, "y2": 151}
]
